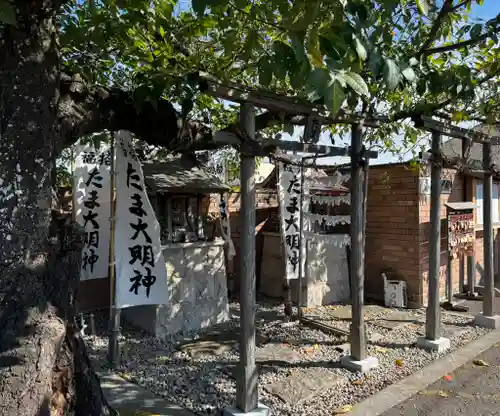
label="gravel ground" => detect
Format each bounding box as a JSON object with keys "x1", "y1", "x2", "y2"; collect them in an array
[{"x1": 85, "y1": 302, "x2": 491, "y2": 416}]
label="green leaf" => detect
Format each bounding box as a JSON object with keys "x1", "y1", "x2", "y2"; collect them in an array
[
  {"x1": 416, "y1": 0, "x2": 429, "y2": 16},
  {"x1": 343, "y1": 71, "x2": 370, "y2": 97},
  {"x1": 353, "y1": 35, "x2": 367, "y2": 61},
  {"x1": 307, "y1": 68, "x2": 330, "y2": 96},
  {"x1": 402, "y1": 66, "x2": 416, "y2": 82},
  {"x1": 192, "y1": 0, "x2": 207, "y2": 16},
  {"x1": 384, "y1": 58, "x2": 401, "y2": 90},
  {"x1": 0, "y1": 0, "x2": 17, "y2": 26},
  {"x1": 258, "y1": 57, "x2": 273, "y2": 86},
  {"x1": 409, "y1": 57, "x2": 419, "y2": 67},
  {"x1": 470, "y1": 24, "x2": 482, "y2": 39},
  {"x1": 290, "y1": 32, "x2": 307, "y2": 63},
  {"x1": 324, "y1": 79, "x2": 345, "y2": 115}
]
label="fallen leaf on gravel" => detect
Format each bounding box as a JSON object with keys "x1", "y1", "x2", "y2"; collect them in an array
[
  {"x1": 443, "y1": 374, "x2": 453, "y2": 382},
  {"x1": 118, "y1": 372, "x2": 132, "y2": 381},
  {"x1": 473, "y1": 359, "x2": 490, "y2": 367},
  {"x1": 395, "y1": 359, "x2": 404, "y2": 367},
  {"x1": 374, "y1": 346, "x2": 389, "y2": 354},
  {"x1": 351, "y1": 379, "x2": 364, "y2": 386},
  {"x1": 419, "y1": 390, "x2": 449, "y2": 398},
  {"x1": 333, "y1": 404, "x2": 353, "y2": 414},
  {"x1": 419, "y1": 390, "x2": 437, "y2": 396}
]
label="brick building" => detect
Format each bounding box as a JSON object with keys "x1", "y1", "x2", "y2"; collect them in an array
[{"x1": 364, "y1": 138, "x2": 500, "y2": 308}]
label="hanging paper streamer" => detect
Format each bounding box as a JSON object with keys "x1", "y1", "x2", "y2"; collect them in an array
[
  {"x1": 306, "y1": 233, "x2": 351, "y2": 248},
  {"x1": 308, "y1": 214, "x2": 351, "y2": 226},
  {"x1": 73, "y1": 142, "x2": 112, "y2": 281},
  {"x1": 114, "y1": 131, "x2": 169, "y2": 309},
  {"x1": 310, "y1": 194, "x2": 350, "y2": 206},
  {"x1": 206, "y1": 150, "x2": 235, "y2": 259}
]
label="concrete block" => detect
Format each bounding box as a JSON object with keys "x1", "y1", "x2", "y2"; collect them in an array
[
  {"x1": 340, "y1": 355, "x2": 379, "y2": 373},
  {"x1": 474, "y1": 314, "x2": 500, "y2": 329},
  {"x1": 416, "y1": 336, "x2": 450, "y2": 353},
  {"x1": 223, "y1": 403, "x2": 270, "y2": 416}
]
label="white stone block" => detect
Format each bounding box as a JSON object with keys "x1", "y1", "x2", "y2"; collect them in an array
[{"x1": 416, "y1": 336, "x2": 450, "y2": 353}]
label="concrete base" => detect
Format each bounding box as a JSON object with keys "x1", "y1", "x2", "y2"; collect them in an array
[
  {"x1": 223, "y1": 403, "x2": 270, "y2": 416},
  {"x1": 474, "y1": 313, "x2": 500, "y2": 329},
  {"x1": 340, "y1": 355, "x2": 379, "y2": 373},
  {"x1": 474, "y1": 285, "x2": 500, "y2": 297},
  {"x1": 416, "y1": 336, "x2": 451, "y2": 353}
]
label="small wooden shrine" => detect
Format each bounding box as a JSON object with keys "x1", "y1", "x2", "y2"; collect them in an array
[{"x1": 121, "y1": 157, "x2": 232, "y2": 337}]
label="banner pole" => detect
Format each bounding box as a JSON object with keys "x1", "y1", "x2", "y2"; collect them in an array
[{"x1": 107, "y1": 133, "x2": 120, "y2": 368}]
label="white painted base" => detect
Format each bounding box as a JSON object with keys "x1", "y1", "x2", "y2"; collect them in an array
[
  {"x1": 416, "y1": 336, "x2": 451, "y2": 353},
  {"x1": 340, "y1": 355, "x2": 379, "y2": 373},
  {"x1": 223, "y1": 403, "x2": 270, "y2": 416},
  {"x1": 474, "y1": 314, "x2": 500, "y2": 329}
]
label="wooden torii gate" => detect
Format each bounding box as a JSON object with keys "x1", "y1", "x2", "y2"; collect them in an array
[
  {"x1": 415, "y1": 116, "x2": 500, "y2": 352},
  {"x1": 196, "y1": 75, "x2": 379, "y2": 414}
]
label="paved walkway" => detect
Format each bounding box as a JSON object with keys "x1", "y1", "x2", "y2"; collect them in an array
[
  {"x1": 99, "y1": 371, "x2": 196, "y2": 416},
  {"x1": 381, "y1": 343, "x2": 500, "y2": 416}
]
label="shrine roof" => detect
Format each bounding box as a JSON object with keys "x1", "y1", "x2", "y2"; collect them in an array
[{"x1": 143, "y1": 159, "x2": 230, "y2": 194}]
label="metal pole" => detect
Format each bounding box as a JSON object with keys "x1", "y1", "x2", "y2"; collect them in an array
[
  {"x1": 107, "y1": 134, "x2": 120, "y2": 368},
  {"x1": 236, "y1": 103, "x2": 258, "y2": 413},
  {"x1": 297, "y1": 162, "x2": 305, "y2": 319},
  {"x1": 426, "y1": 131, "x2": 442, "y2": 341},
  {"x1": 350, "y1": 123, "x2": 366, "y2": 361},
  {"x1": 483, "y1": 142, "x2": 494, "y2": 317}
]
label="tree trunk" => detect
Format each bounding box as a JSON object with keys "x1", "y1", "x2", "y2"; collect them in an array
[{"x1": 0, "y1": 6, "x2": 114, "y2": 416}]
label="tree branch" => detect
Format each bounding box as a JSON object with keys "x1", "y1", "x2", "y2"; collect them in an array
[
  {"x1": 56, "y1": 74, "x2": 293, "y2": 154},
  {"x1": 417, "y1": 0, "x2": 454, "y2": 56},
  {"x1": 57, "y1": 73, "x2": 218, "y2": 153},
  {"x1": 422, "y1": 31, "x2": 498, "y2": 55}
]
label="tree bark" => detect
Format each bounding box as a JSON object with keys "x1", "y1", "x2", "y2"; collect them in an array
[{"x1": 0, "y1": 4, "x2": 114, "y2": 416}]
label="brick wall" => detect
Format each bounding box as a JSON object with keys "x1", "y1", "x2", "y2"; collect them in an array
[
  {"x1": 225, "y1": 190, "x2": 279, "y2": 296},
  {"x1": 364, "y1": 164, "x2": 420, "y2": 305}
]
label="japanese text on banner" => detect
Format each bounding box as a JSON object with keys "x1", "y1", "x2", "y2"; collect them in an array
[
  {"x1": 278, "y1": 162, "x2": 303, "y2": 280},
  {"x1": 114, "y1": 131, "x2": 168, "y2": 308},
  {"x1": 73, "y1": 143, "x2": 112, "y2": 280}
]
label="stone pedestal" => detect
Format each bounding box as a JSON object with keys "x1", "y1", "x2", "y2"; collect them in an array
[
  {"x1": 223, "y1": 403, "x2": 270, "y2": 416},
  {"x1": 122, "y1": 239, "x2": 229, "y2": 337},
  {"x1": 416, "y1": 336, "x2": 450, "y2": 353},
  {"x1": 474, "y1": 314, "x2": 500, "y2": 329},
  {"x1": 340, "y1": 355, "x2": 379, "y2": 373}
]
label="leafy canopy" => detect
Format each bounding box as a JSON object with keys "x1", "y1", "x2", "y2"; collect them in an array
[{"x1": 2, "y1": 0, "x2": 500, "y2": 155}]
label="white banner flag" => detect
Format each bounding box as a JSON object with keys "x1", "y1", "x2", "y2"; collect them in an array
[
  {"x1": 73, "y1": 142, "x2": 112, "y2": 280},
  {"x1": 114, "y1": 131, "x2": 168, "y2": 309},
  {"x1": 278, "y1": 161, "x2": 303, "y2": 280},
  {"x1": 207, "y1": 150, "x2": 235, "y2": 259}
]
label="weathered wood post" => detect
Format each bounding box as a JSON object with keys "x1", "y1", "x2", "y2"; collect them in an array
[
  {"x1": 474, "y1": 141, "x2": 500, "y2": 328},
  {"x1": 297, "y1": 162, "x2": 306, "y2": 319},
  {"x1": 225, "y1": 103, "x2": 269, "y2": 415},
  {"x1": 340, "y1": 123, "x2": 378, "y2": 373},
  {"x1": 463, "y1": 138, "x2": 477, "y2": 297},
  {"x1": 417, "y1": 131, "x2": 450, "y2": 352}
]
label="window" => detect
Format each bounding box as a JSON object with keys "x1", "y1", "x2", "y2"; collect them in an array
[{"x1": 475, "y1": 183, "x2": 499, "y2": 225}]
